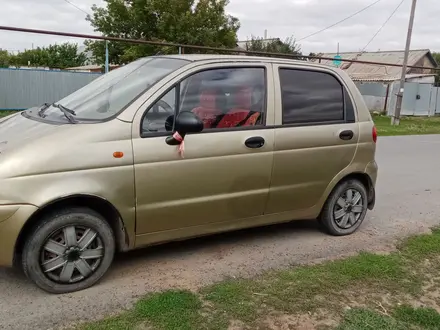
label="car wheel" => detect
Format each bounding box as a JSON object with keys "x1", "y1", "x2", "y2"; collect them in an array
[
  {"x1": 319, "y1": 179, "x2": 368, "y2": 236},
  {"x1": 22, "y1": 207, "x2": 115, "y2": 294}
]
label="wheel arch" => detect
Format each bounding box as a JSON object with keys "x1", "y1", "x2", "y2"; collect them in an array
[
  {"x1": 14, "y1": 194, "x2": 130, "y2": 267},
  {"x1": 326, "y1": 172, "x2": 375, "y2": 210}
]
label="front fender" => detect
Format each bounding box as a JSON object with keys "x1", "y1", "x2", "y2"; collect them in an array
[{"x1": 2, "y1": 167, "x2": 136, "y2": 242}]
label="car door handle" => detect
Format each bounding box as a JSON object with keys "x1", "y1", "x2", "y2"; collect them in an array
[
  {"x1": 339, "y1": 130, "x2": 354, "y2": 141},
  {"x1": 245, "y1": 136, "x2": 265, "y2": 149}
]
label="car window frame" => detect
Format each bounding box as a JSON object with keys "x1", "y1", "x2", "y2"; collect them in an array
[
  {"x1": 139, "y1": 84, "x2": 181, "y2": 136},
  {"x1": 277, "y1": 66, "x2": 356, "y2": 128},
  {"x1": 139, "y1": 64, "x2": 269, "y2": 138}
]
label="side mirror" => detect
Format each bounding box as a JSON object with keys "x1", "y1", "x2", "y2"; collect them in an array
[
  {"x1": 175, "y1": 111, "x2": 204, "y2": 134},
  {"x1": 165, "y1": 111, "x2": 203, "y2": 146}
]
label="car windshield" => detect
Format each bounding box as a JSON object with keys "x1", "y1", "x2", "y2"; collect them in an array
[{"x1": 41, "y1": 57, "x2": 189, "y2": 121}]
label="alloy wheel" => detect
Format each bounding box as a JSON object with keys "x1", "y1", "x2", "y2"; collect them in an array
[
  {"x1": 333, "y1": 188, "x2": 364, "y2": 230},
  {"x1": 40, "y1": 226, "x2": 104, "y2": 284}
]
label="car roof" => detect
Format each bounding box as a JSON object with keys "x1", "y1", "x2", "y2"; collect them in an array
[{"x1": 154, "y1": 54, "x2": 337, "y2": 71}]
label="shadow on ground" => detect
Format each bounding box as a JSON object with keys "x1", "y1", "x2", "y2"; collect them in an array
[
  {"x1": 0, "y1": 219, "x2": 321, "y2": 289},
  {"x1": 110, "y1": 220, "x2": 321, "y2": 273}
]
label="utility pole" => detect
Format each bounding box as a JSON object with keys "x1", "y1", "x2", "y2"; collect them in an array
[
  {"x1": 105, "y1": 40, "x2": 109, "y2": 73},
  {"x1": 391, "y1": 0, "x2": 417, "y2": 125}
]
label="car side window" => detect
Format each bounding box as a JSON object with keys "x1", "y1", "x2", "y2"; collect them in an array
[
  {"x1": 141, "y1": 88, "x2": 177, "y2": 134},
  {"x1": 179, "y1": 67, "x2": 266, "y2": 130},
  {"x1": 279, "y1": 68, "x2": 345, "y2": 125}
]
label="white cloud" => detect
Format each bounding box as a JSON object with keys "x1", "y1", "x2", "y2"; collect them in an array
[{"x1": 0, "y1": 0, "x2": 438, "y2": 55}]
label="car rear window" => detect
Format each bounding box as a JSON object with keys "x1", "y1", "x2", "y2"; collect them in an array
[{"x1": 279, "y1": 68, "x2": 345, "y2": 124}]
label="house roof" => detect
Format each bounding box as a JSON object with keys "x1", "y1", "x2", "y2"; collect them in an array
[{"x1": 318, "y1": 49, "x2": 438, "y2": 81}]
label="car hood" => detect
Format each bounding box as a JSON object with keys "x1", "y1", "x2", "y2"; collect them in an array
[{"x1": 0, "y1": 111, "x2": 62, "y2": 154}]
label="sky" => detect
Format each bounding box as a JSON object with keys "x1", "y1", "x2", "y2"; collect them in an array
[{"x1": 0, "y1": 0, "x2": 439, "y2": 55}]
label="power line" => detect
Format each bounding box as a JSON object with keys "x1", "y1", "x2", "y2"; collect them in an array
[
  {"x1": 298, "y1": 0, "x2": 382, "y2": 42},
  {"x1": 62, "y1": 0, "x2": 91, "y2": 16},
  {"x1": 61, "y1": 0, "x2": 106, "y2": 70},
  {"x1": 0, "y1": 24, "x2": 437, "y2": 71},
  {"x1": 361, "y1": 0, "x2": 406, "y2": 52}
]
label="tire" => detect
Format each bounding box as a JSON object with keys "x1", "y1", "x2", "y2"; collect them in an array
[
  {"x1": 22, "y1": 207, "x2": 115, "y2": 294},
  {"x1": 319, "y1": 179, "x2": 368, "y2": 236}
]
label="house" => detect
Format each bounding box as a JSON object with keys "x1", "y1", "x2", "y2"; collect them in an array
[
  {"x1": 316, "y1": 49, "x2": 439, "y2": 115},
  {"x1": 4, "y1": 66, "x2": 55, "y2": 71},
  {"x1": 318, "y1": 49, "x2": 438, "y2": 83}
]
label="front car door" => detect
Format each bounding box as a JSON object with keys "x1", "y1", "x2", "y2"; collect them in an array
[
  {"x1": 131, "y1": 61, "x2": 275, "y2": 245},
  {"x1": 265, "y1": 64, "x2": 359, "y2": 218}
]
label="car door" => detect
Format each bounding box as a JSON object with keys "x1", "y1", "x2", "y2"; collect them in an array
[
  {"x1": 265, "y1": 64, "x2": 359, "y2": 215},
  {"x1": 132, "y1": 62, "x2": 275, "y2": 244}
]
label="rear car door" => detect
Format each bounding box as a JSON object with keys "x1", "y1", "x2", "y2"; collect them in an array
[
  {"x1": 132, "y1": 62, "x2": 275, "y2": 242},
  {"x1": 265, "y1": 64, "x2": 359, "y2": 215}
]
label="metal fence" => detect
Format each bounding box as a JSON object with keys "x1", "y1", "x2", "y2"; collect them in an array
[
  {"x1": 356, "y1": 80, "x2": 440, "y2": 116},
  {"x1": 0, "y1": 68, "x2": 101, "y2": 110},
  {"x1": 387, "y1": 82, "x2": 440, "y2": 116},
  {"x1": 355, "y1": 82, "x2": 390, "y2": 113},
  {"x1": 434, "y1": 88, "x2": 440, "y2": 115}
]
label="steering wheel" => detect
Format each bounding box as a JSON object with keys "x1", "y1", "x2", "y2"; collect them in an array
[
  {"x1": 153, "y1": 100, "x2": 174, "y2": 114},
  {"x1": 143, "y1": 99, "x2": 175, "y2": 133}
]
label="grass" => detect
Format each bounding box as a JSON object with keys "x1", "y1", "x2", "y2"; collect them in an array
[
  {"x1": 83, "y1": 291, "x2": 205, "y2": 330},
  {"x1": 337, "y1": 308, "x2": 407, "y2": 330},
  {"x1": 133, "y1": 291, "x2": 203, "y2": 330},
  {"x1": 373, "y1": 114, "x2": 440, "y2": 136},
  {"x1": 79, "y1": 228, "x2": 440, "y2": 330},
  {"x1": 202, "y1": 252, "x2": 412, "y2": 321},
  {"x1": 400, "y1": 228, "x2": 440, "y2": 259},
  {"x1": 0, "y1": 110, "x2": 19, "y2": 117},
  {"x1": 337, "y1": 305, "x2": 440, "y2": 330}
]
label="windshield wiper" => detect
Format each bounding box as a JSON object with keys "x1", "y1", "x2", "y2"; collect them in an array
[
  {"x1": 54, "y1": 103, "x2": 77, "y2": 123},
  {"x1": 38, "y1": 103, "x2": 77, "y2": 123},
  {"x1": 38, "y1": 103, "x2": 51, "y2": 117}
]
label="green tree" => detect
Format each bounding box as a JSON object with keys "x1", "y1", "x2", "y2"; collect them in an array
[
  {"x1": 12, "y1": 43, "x2": 87, "y2": 69},
  {"x1": 243, "y1": 36, "x2": 302, "y2": 59},
  {"x1": 85, "y1": 0, "x2": 240, "y2": 65},
  {"x1": 0, "y1": 50, "x2": 10, "y2": 68}
]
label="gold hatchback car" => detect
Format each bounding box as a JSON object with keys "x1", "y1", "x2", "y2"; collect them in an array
[{"x1": 0, "y1": 55, "x2": 378, "y2": 293}]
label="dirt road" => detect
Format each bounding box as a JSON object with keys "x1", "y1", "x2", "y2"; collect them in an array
[{"x1": 1, "y1": 134, "x2": 440, "y2": 330}]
